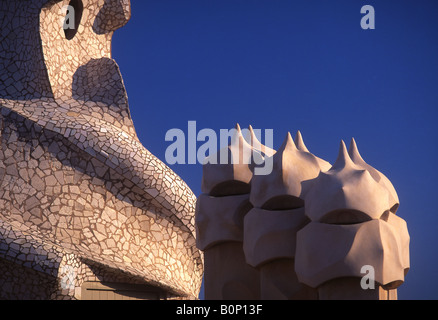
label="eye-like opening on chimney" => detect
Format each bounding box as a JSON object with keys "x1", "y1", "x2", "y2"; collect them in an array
[
  {"x1": 209, "y1": 181, "x2": 251, "y2": 197},
  {"x1": 64, "y1": 0, "x2": 84, "y2": 40},
  {"x1": 320, "y1": 209, "x2": 372, "y2": 225},
  {"x1": 261, "y1": 195, "x2": 304, "y2": 211}
]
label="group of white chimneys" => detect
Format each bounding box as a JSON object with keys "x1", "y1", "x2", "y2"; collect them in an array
[{"x1": 195, "y1": 124, "x2": 409, "y2": 300}]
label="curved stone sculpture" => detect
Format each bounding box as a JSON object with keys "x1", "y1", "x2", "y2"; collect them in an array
[
  {"x1": 243, "y1": 207, "x2": 308, "y2": 268},
  {"x1": 244, "y1": 131, "x2": 326, "y2": 300},
  {"x1": 385, "y1": 212, "x2": 410, "y2": 274},
  {"x1": 348, "y1": 138, "x2": 400, "y2": 213},
  {"x1": 201, "y1": 124, "x2": 263, "y2": 196},
  {"x1": 0, "y1": 0, "x2": 202, "y2": 300},
  {"x1": 247, "y1": 125, "x2": 276, "y2": 158},
  {"x1": 195, "y1": 193, "x2": 250, "y2": 250},
  {"x1": 250, "y1": 132, "x2": 328, "y2": 210},
  {"x1": 196, "y1": 123, "x2": 262, "y2": 300},
  {"x1": 294, "y1": 131, "x2": 331, "y2": 172},
  {"x1": 295, "y1": 219, "x2": 408, "y2": 289},
  {"x1": 295, "y1": 139, "x2": 409, "y2": 300},
  {"x1": 304, "y1": 141, "x2": 391, "y2": 224},
  {"x1": 197, "y1": 130, "x2": 409, "y2": 300}
]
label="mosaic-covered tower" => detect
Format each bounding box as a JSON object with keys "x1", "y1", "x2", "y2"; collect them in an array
[{"x1": 0, "y1": 0, "x2": 203, "y2": 300}]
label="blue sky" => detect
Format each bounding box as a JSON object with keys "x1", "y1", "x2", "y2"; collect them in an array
[{"x1": 112, "y1": 0, "x2": 438, "y2": 300}]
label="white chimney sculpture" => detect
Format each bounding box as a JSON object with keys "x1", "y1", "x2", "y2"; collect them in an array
[{"x1": 195, "y1": 126, "x2": 409, "y2": 300}]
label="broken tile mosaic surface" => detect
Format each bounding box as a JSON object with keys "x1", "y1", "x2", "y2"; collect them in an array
[{"x1": 0, "y1": 0, "x2": 202, "y2": 300}]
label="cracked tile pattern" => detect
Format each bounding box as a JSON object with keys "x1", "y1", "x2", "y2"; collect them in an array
[{"x1": 0, "y1": 0, "x2": 202, "y2": 299}]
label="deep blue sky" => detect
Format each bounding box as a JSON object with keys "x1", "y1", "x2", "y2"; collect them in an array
[{"x1": 112, "y1": 0, "x2": 438, "y2": 300}]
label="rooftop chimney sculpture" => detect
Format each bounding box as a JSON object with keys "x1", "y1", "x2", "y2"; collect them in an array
[
  {"x1": 0, "y1": 0, "x2": 202, "y2": 300},
  {"x1": 196, "y1": 126, "x2": 409, "y2": 300}
]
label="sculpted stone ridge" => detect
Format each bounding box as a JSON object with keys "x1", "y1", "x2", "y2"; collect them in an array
[
  {"x1": 196, "y1": 125, "x2": 409, "y2": 300},
  {"x1": 0, "y1": 0, "x2": 202, "y2": 299},
  {"x1": 303, "y1": 141, "x2": 391, "y2": 224},
  {"x1": 295, "y1": 219, "x2": 409, "y2": 289},
  {"x1": 201, "y1": 124, "x2": 264, "y2": 196},
  {"x1": 348, "y1": 138, "x2": 399, "y2": 213},
  {"x1": 250, "y1": 132, "x2": 329, "y2": 209}
]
